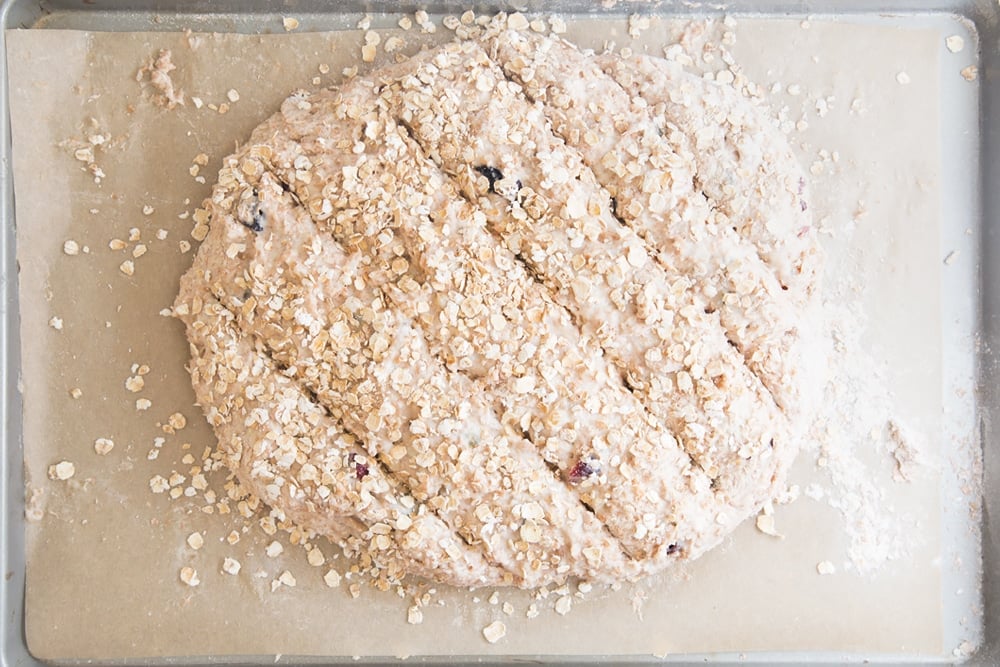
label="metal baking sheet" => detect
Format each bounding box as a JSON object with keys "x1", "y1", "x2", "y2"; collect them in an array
[{"x1": 0, "y1": 1, "x2": 996, "y2": 664}]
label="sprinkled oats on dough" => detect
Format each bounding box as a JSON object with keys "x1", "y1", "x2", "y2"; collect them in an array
[
  {"x1": 48, "y1": 317, "x2": 63, "y2": 331},
  {"x1": 124, "y1": 375, "x2": 144, "y2": 392},
  {"x1": 62, "y1": 240, "x2": 79, "y2": 255},
  {"x1": 119, "y1": 260, "x2": 135, "y2": 276},
  {"x1": 222, "y1": 557, "x2": 241, "y2": 575},
  {"x1": 282, "y1": 17, "x2": 299, "y2": 32},
  {"x1": 817, "y1": 560, "x2": 836, "y2": 575},
  {"x1": 172, "y1": 27, "x2": 820, "y2": 591}
]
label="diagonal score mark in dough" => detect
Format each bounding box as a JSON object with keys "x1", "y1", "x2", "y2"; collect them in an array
[
  {"x1": 381, "y1": 44, "x2": 785, "y2": 512},
  {"x1": 173, "y1": 285, "x2": 503, "y2": 588},
  {"x1": 256, "y1": 83, "x2": 721, "y2": 566},
  {"x1": 597, "y1": 53, "x2": 822, "y2": 305},
  {"x1": 257, "y1": 163, "x2": 643, "y2": 567},
  {"x1": 483, "y1": 29, "x2": 804, "y2": 419},
  {"x1": 469, "y1": 53, "x2": 788, "y2": 422},
  {"x1": 187, "y1": 158, "x2": 638, "y2": 586},
  {"x1": 371, "y1": 39, "x2": 793, "y2": 510}
]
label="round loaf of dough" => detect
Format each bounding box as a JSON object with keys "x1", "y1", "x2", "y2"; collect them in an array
[{"x1": 175, "y1": 29, "x2": 820, "y2": 589}]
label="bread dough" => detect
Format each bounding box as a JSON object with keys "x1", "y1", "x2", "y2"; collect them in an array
[{"x1": 174, "y1": 27, "x2": 820, "y2": 589}]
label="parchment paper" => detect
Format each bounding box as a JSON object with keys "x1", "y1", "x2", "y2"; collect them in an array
[{"x1": 7, "y1": 17, "x2": 947, "y2": 660}]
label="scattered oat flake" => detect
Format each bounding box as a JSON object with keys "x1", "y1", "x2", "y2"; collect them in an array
[
  {"x1": 549, "y1": 16, "x2": 567, "y2": 34},
  {"x1": 142, "y1": 205, "x2": 155, "y2": 216},
  {"x1": 817, "y1": 560, "x2": 836, "y2": 575},
  {"x1": 526, "y1": 603, "x2": 539, "y2": 618},
  {"x1": 398, "y1": 16, "x2": 412, "y2": 30},
  {"x1": 186, "y1": 531, "x2": 205, "y2": 550},
  {"x1": 149, "y1": 475, "x2": 169, "y2": 493},
  {"x1": 265, "y1": 540, "x2": 284, "y2": 558},
  {"x1": 136, "y1": 398, "x2": 152, "y2": 411},
  {"x1": 282, "y1": 17, "x2": 299, "y2": 31},
  {"x1": 554, "y1": 595, "x2": 572, "y2": 615},
  {"x1": 132, "y1": 244, "x2": 147, "y2": 258},
  {"x1": 407, "y1": 605, "x2": 423, "y2": 625},
  {"x1": 361, "y1": 44, "x2": 377, "y2": 63},
  {"x1": 945, "y1": 35, "x2": 965, "y2": 53},
  {"x1": 507, "y1": 12, "x2": 529, "y2": 31},
  {"x1": 307, "y1": 547, "x2": 325, "y2": 567},
  {"x1": 109, "y1": 239, "x2": 126, "y2": 251},
  {"x1": 961, "y1": 65, "x2": 978, "y2": 81},
  {"x1": 323, "y1": 569, "x2": 342, "y2": 588},
  {"x1": 125, "y1": 375, "x2": 144, "y2": 392},
  {"x1": 755, "y1": 513, "x2": 783, "y2": 537},
  {"x1": 222, "y1": 557, "x2": 241, "y2": 575},
  {"x1": 226, "y1": 88, "x2": 240, "y2": 103},
  {"x1": 168, "y1": 412, "x2": 187, "y2": 430},
  {"x1": 482, "y1": 621, "x2": 506, "y2": 644},
  {"x1": 48, "y1": 461, "x2": 75, "y2": 481},
  {"x1": 93, "y1": 438, "x2": 114, "y2": 455},
  {"x1": 191, "y1": 96, "x2": 203, "y2": 109},
  {"x1": 502, "y1": 601, "x2": 514, "y2": 615},
  {"x1": 63, "y1": 240, "x2": 79, "y2": 256},
  {"x1": 119, "y1": 260, "x2": 135, "y2": 276},
  {"x1": 278, "y1": 570, "x2": 296, "y2": 587},
  {"x1": 48, "y1": 317, "x2": 63, "y2": 331},
  {"x1": 385, "y1": 36, "x2": 404, "y2": 53},
  {"x1": 179, "y1": 566, "x2": 200, "y2": 586},
  {"x1": 628, "y1": 14, "x2": 651, "y2": 38},
  {"x1": 226, "y1": 530, "x2": 240, "y2": 545},
  {"x1": 69, "y1": 388, "x2": 82, "y2": 399}
]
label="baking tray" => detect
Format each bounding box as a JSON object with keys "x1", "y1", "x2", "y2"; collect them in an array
[{"x1": 0, "y1": 0, "x2": 996, "y2": 664}]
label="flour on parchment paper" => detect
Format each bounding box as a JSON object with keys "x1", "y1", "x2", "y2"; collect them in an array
[{"x1": 630, "y1": 16, "x2": 932, "y2": 577}]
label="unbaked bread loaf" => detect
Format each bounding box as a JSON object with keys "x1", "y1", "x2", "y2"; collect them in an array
[{"x1": 174, "y1": 28, "x2": 820, "y2": 589}]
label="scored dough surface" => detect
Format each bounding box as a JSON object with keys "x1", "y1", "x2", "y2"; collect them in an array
[{"x1": 174, "y1": 29, "x2": 820, "y2": 589}]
